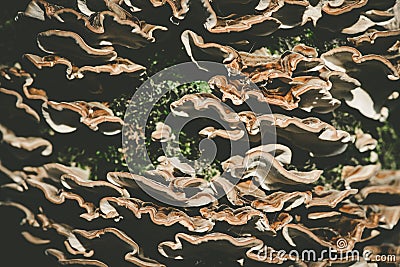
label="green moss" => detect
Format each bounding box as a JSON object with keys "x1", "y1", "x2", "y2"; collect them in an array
[
  {"x1": 317, "y1": 165, "x2": 344, "y2": 190},
  {"x1": 306, "y1": 110, "x2": 399, "y2": 190},
  {"x1": 261, "y1": 28, "x2": 348, "y2": 55},
  {"x1": 108, "y1": 81, "x2": 216, "y2": 177},
  {"x1": 58, "y1": 83, "x2": 400, "y2": 187},
  {"x1": 57, "y1": 145, "x2": 127, "y2": 180},
  {"x1": 332, "y1": 110, "x2": 400, "y2": 169},
  {"x1": 375, "y1": 121, "x2": 400, "y2": 169}
]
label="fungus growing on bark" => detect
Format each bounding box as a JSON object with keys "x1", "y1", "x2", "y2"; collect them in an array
[
  {"x1": 0, "y1": 0, "x2": 399, "y2": 266},
  {"x1": 0, "y1": 124, "x2": 52, "y2": 157}
]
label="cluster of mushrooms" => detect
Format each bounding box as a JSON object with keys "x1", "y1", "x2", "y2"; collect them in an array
[{"x1": 0, "y1": 0, "x2": 399, "y2": 266}]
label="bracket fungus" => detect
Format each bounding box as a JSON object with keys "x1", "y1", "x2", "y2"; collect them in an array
[
  {"x1": 0, "y1": 0, "x2": 399, "y2": 266},
  {"x1": 0, "y1": 124, "x2": 52, "y2": 157}
]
